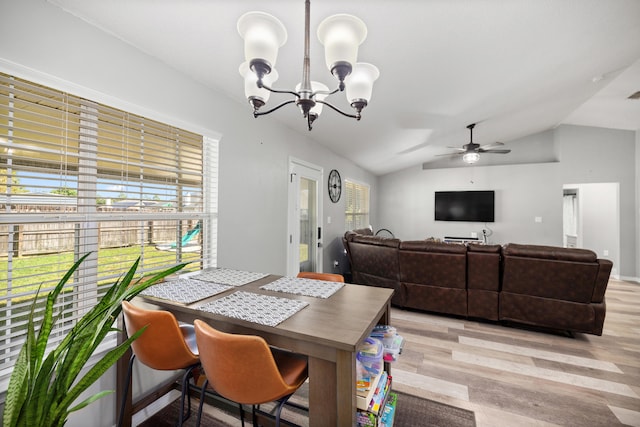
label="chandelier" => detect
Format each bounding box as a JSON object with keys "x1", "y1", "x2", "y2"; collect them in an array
[{"x1": 237, "y1": 0, "x2": 379, "y2": 130}]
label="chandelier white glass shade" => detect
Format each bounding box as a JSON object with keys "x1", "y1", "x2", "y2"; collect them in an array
[
  {"x1": 463, "y1": 152, "x2": 481, "y2": 164},
  {"x1": 317, "y1": 14, "x2": 367, "y2": 77},
  {"x1": 237, "y1": 12, "x2": 288, "y2": 70},
  {"x1": 239, "y1": 62, "x2": 279, "y2": 105},
  {"x1": 345, "y1": 63, "x2": 379, "y2": 109},
  {"x1": 237, "y1": 0, "x2": 379, "y2": 130}
]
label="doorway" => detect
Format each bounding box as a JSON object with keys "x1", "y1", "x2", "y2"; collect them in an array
[
  {"x1": 287, "y1": 158, "x2": 323, "y2": 277},
  {"x1": 563, "y1": 182, "x2": 620, "y2": 278}
]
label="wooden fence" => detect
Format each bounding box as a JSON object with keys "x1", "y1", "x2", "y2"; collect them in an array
[{"x1": 0, "y1": 221, "x2": 191, "y2": 257}]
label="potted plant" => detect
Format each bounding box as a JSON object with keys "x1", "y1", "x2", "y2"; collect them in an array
[{"x1": 2, "y1": 253, "x2": 188, "y2": 427}]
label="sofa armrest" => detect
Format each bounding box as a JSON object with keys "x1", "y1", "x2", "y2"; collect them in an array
[{"x1": 592, "y1": 259, "x2": 613, "y2": 303}]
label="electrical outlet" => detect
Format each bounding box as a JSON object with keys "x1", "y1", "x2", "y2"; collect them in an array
[
  {"x1": 603, "y1": 250, "x2": 609, "y2": 256},
  {"x1": 471, "y1": 232, "x2": 478, "y2": 238}
]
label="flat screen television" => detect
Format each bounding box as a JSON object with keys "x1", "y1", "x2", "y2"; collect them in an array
[{"x1": 434, "y1": 190, "x2": 495, "y2": 222}]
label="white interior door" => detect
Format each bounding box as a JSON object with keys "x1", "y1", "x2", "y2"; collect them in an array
[{"x1": 287, "y1": 158, "x2": 323, "y2": 277}]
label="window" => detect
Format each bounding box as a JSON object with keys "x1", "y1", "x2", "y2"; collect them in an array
[
  {"x1": 345, "y1": 180, "x2": 370, "y2": 231},
  {"x1": 0, "y1": 72, "x2": 218, "y2": 380}
]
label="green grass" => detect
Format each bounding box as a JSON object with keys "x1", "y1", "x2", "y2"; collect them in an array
[{"x1": 0, "y1": 246, "x2": 200, "y2": 302}]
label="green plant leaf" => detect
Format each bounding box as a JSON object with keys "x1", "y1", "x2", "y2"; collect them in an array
[
  {"x1": 67, "y1": 390, "x2": 114, "y2": 413},
  {"x1": 2, "y1": 253, "x2": 187, "y2": 427},
  {"x1": 34, "y1": 254, "x2": 91, "y2": 374},
  {"x1": 48, "y1": 327, "x2": 147, "y2": 424},
  {"x1": 3, "y1": 276, "x2": 44, "y2": 427},
  {"x1": 27, "y1": 352, "x2": 57, "y2": 427},
  {"x1": 2, "y1": 341, "x2": 30, "y2": 427}
]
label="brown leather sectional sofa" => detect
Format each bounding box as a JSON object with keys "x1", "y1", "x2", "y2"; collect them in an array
[{"x1": 343, "y1": 230, "x2": 613, "y2": 335}]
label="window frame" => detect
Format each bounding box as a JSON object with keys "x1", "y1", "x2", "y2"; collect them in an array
[
  {"x1": 0, "y1": 65, "x2": 220, "y2": 391},
  {"x1": 344, "y1": 178, "x2": 370, "y2": 231}
]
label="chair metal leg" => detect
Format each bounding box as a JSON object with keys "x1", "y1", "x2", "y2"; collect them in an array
[
  {"x1": 196, "y1": 380, "x2": 249, "y2": 427},
  {"x1": 239, "y1": 403, "x2": 246, "y2": 427},
  {"x1": 196, "y1": 378, "x2": 209, "y2": 427},
  {"x1": 273, "y1": 397, "x2": 288, "y2": 427},
  {"x1": 176, "y1": 363, "x2": 199, "y2": 426},
  {"x1": 117, "y1": 354, "x2": 136, "y2": 427},
  {"x1": 252, "y1": 395, "x2": 294, "y2": 427}
]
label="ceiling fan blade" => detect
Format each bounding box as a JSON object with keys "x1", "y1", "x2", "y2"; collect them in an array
[
  {"x1": 435, "y1": 151, "x2": 464, "y2": 157},
  {"x1": 478, "y1": 149, "x2": 511, "y2": 154},
  {"x1": 479, "y1": 141, "x2": 504, "y2": 150}
]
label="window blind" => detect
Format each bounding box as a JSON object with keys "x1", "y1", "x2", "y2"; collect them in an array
[
  {"x1": 0, "y1": 72, "x2": 218, "y2": 379},
  {"x1": 345, "y1": 180, "x2": 370, "y2": 231}
]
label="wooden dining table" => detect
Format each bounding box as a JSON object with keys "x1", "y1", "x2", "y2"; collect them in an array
[{"x1": 116, "y1": 271, "x2": 394, "y2": 427}]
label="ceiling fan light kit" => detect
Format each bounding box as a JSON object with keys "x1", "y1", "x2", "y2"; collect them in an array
[
  {"x1": 462, "y1": 152, "x2": 480, "y2": 164},
  {"x1": 437, "y1": 123, "x2": 512, "y2": 164},
  {"x1": 237, "y1": 0, "x2": 379, "y2": 130}
]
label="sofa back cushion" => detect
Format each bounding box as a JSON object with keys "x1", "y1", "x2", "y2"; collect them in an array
[
  {"x1": 352, "y1": 227, "x2": 374, "y2": 236},
  {"x1": 502, "y1": 243, "x2": 597, "y2": 262},
  {"x1": 502, "y1": 244, "x2": 599, "y2": 303},
  {"x1": 349, "y1": 235, "x2": 400, "y2": 278},
  {"x1": 398, "y1": 240, "x2": 467, "y2": 289}
]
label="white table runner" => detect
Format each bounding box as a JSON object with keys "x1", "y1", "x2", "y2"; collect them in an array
[
  {"x1": 196, "y1": 291, "x2": 308, "y2": 327},
  {"x1": 260, "y1": 276, "x2": 344, "y2": 299}
]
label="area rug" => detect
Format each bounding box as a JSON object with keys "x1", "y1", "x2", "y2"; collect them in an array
[{"x1": 139, "y1": 389, "x2": 476, "y2": 427}]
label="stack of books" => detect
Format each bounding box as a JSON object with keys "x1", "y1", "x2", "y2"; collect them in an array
[
  {"x1": 356, "y1": 325, "x2": 403, "y2": 426},
  {"x1": 356, "y1": 370, "x2": 395, "y2": 427}
]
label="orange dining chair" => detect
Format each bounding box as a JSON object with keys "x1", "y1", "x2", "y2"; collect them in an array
[
  {"x1": 296, "y1": 271, "x2": 345, "y2": 282},
  {"x1": 118, "y1": 301, "x2": 200, "y2": 427},
  {"x1": 193, "y1": 320, "x2": 308, "y2": 427}
]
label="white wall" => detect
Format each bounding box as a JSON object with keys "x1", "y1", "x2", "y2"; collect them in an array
[
  {"x1": 637, "y1": 129, "x2": 640, "y2": 281},
  {"x1": 0, "y1": 0, "x2": 376, "y2": 425},
  {"x1": 379, "y1": 125, "x2": 637, "y2": 278},
  {"x1": 379, "y1": 161, "x2": 562, "y2": 244},
  {"x1": 556, "y1": 125, "x2": 636, "y2": 280}
]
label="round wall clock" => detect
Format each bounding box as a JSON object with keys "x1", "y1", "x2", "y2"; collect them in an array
[{"x1": 328, "y1": 169, "x2": 342, "y2": 203}]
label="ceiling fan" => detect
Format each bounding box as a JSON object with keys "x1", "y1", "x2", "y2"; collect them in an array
[{"x1": 438, "y1": 123, "x2": 511, "y2": 164}]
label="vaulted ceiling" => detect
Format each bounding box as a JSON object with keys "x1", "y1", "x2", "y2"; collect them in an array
[{"x1": 50, "y1": 0, "x2": 640, "y2": 175}]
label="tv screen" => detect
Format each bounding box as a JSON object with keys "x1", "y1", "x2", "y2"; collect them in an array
[{"x1": 435, "y1": 191, "x2": 495, "y2": 222}]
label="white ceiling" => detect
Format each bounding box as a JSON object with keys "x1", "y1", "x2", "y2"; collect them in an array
[{"x1": 50, "y1": 0, "x2": 640, "y2": 175}]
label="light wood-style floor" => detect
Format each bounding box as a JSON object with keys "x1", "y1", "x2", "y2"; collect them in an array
[{"x1": 390, "y1": 278, "x2": 640, "y2": 427}]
